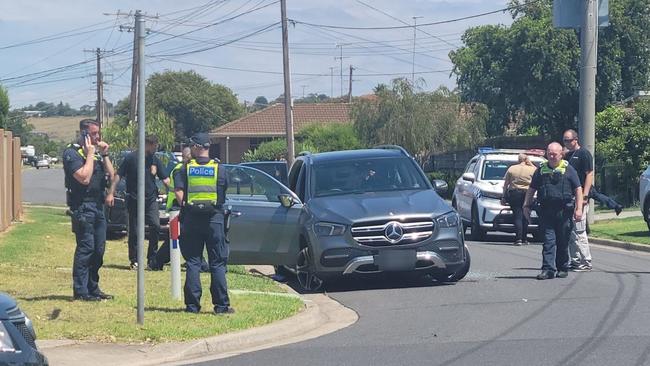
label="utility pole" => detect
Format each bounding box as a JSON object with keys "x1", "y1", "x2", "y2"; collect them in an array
[
  {"x1": 128, "y1": 20, "x2": 139, "y2": 124},
  {"x1": 280, "y1": 0, "x2": 295, "y2": 166},
  {"x1": 579, "y1": 0, "x2": 597, "y2": 224},
  {"x1": 135, "y1": 10, "x2": 146, "y2": 326},
  {"x1": 348, "y1": 65, "x2": 354, "y2": 103},
  {"x1": 334, "y1": 44, "x2": 348, "y2": 97},
  {"x1": 329, "y1": 67, "x2": 334, "y2": 98},
  {"x1": 300, "y1": 85, "x2": 307, "y2": 99},
  {"x1": 411, "y1": 16, "x2": 423, "y2": 85},
  {"x1": 95, "y1": 48, "x2": 104, "y2": 127}
]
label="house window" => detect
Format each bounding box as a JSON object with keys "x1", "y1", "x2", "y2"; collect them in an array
[{"x1": 249, "y1": 137, "x2": 274, "y2": 150}]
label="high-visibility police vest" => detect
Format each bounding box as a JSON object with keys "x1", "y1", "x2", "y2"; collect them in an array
[
  {"x1": 537, "y1": 159, "x2": 573, "y2": 207},
  {"x1": 186, "y1": 159, "x2": 219, "y2": 205},
  {"x1": 63, "y1": 143, "x2": 106, "y2": 207},
  {"x1": 166, "y1": 162, "x2": 183, "y2": 210}
]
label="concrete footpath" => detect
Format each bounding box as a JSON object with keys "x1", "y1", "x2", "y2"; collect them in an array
[{"x1": 38, "y1": 266, "x2": 358, "y2": 366}]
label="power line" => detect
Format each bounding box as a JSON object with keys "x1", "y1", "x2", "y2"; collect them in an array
[
  {"x1": 150, "y1": 22, "x2": 281, "y2": 57},
  {"x1": 288, "y1": 1, "x2": 540, "y2": 30},
  {"x1": 0, "y1": 23, "x2": 116, "y2": 51}
]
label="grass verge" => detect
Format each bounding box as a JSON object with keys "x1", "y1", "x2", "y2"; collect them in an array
[
  {"x1": 590, "y1": 217, "x2": 650, "y2": 245},
  {"x1": 0, "y1": 208, "x2": 302, "y2": 343}
]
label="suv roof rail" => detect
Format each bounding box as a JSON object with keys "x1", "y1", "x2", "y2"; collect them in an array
[{"x1": 373, "y1": 145, "x2": 410, "y2": 156}]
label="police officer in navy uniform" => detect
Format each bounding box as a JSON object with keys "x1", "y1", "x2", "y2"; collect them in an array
[
  {"x1": 173, "y1": 133, "x2": 233, "y2": 314},
  {"x1": 523, "y1": 142, "x2": 583, "y2": 280},
  {"x1": 63, "y1": 119, "x2": 116, "y2": 301}
]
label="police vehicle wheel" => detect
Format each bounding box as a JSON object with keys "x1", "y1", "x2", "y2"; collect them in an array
[
  {"x1": 296, "y1": 246, "x2": 323, "y2": 292},
  {"x1": 433, "y1": 246, "x2": 470, "y2": 283},
  {"x1": 470, "y1": 205, "x2": 485, "y2": 241}
]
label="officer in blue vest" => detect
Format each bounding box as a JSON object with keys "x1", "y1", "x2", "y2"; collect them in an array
[
  {"x1": 523, "y1": 142, "x2": 583, "y2": 280},
  {"x1": 63, "y1": 119, "x2": 116, "y2": 301},
  {"x1": 173, "y1": 133, "x2": 233, "y2": 314}
]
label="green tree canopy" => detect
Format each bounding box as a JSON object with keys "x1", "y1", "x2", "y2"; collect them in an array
[
  {"x1": 0, "y1": 86, "x2": 9, "y2": 129},
  {"x1": 352, "y1": 79, "x2": 487, "y2": 164},
  {"x1": 145, "y1": 70, "x2": 244, "y2": 140},
  {"x1": 450, "y1": 0, "x2": 650, "y2": 138}
]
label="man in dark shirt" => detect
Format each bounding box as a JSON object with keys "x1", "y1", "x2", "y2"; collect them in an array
[
  {"x1": 563, "y1": 129, "x2": 623, "y2": 271},
  {"x1": 174, "y1": 132, "x2": 233, "y2": 314},
  {"x1": 110, "y1": 135, "x2": 170, "y2": 270},
  {"x1": 524, "y1": 142, "x2": 583, "y2": 280}
]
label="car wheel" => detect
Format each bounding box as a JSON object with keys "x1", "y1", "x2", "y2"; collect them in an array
[
  {"x1": 295, "y1": 246, "x2": 324, "y2": 292},
  {"x1": 470, "y1": 205, "x2": 486, "y2": 241},
  {"x1": 433, "y1": 246, "x2": 471, "y2": 283}
]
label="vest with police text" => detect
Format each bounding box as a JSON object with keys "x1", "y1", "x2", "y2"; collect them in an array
[
  {"x1": 186, "y1": 159, "x2": 219, "y2": 205},
  {"x1": 537, "y1": 160, "x2": 573, "y2": 207}
]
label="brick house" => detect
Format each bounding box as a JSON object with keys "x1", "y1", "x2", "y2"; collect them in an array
[{"x1": 209, "y1": 103, "x2": 352, "y2": 163}]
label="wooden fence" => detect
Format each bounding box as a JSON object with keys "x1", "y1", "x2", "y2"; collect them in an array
[{"x1": 0, "y1": 129, "x2": 22, "y2": 232}]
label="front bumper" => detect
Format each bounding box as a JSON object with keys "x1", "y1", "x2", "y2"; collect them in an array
[
  {"x1": 309, "y1": 224, "x2": 466, "y2": 277},
  {"x1": 477, "y1": 197, "x2": 539, "y2": 232}
]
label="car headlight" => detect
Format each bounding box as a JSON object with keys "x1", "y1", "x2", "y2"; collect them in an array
[
  {"x1": 0, "y1": 322, "x2": 16, "y2": 353},
  {"x1": 479, "y1": 190, "x2": 502, "y2": 200},
  {"x1": 314, "y1": 222, "x2": 346, "y2": 236},
  {"x1": 436, "y1": 212, "x2": 459, "y2": 228}
]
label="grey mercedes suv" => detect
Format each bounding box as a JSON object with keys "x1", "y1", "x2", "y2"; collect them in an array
[{"x1": 223, "y1": 146, "x2": 470, "y2": 290}]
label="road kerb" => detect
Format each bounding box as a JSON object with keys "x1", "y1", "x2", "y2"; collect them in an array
[{"x1": 590, "y1": 237, "x2": 650, "y2": 253}]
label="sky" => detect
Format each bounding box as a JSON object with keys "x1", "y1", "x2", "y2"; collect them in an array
[{"x1": 0, "y1": 0, "x2": 514, "y2": 109}]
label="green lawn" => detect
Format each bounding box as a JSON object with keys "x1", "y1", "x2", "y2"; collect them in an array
[
  {"x1": 0, "y1": 208, "x2": 302, "y2": 343},
  {"x1": 590, "y1": 217, "x2": 650, "y2": 245}
]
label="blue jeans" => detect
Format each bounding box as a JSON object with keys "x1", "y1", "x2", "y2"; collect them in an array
[
  {"x1": 590, "y1": 187, "x2": 621, "y2": 210},
  {"x1": 72, "y1": 202, "x2": 107, "y2": 296},
  {"x1": 539, "y1": 208, "x2": 573, "y2": 272},
  {"x1": 180, "y1": 212, "x2": 230, "y2": 312}
]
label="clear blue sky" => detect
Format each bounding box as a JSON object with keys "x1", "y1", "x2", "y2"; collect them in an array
[{"x1": 0, "y1": 0, "x2": 513, "y2": 109}]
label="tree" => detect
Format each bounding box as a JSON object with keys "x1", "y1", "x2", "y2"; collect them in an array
[
  {"x1": 0, "y1": 86, "x2": 8, "y2": 129},
  {"x1": 352, "y1": 79, "x2": 487, "y2": 164},
  {"x1": 450, "y1": 0, "x2": 650, "y2": 138},
  {"x1": 296, "y1": 123, "x2": 362, "y2": 152},
  {"x1": 102, "y1": 110, "x2": 176, "y2": 153},
  {"x1": 596, "y1": 100, "x2": 650, "y2": 177},
  {"x1": 146, "y1": 70, "x2": 244, "y2": 140}
]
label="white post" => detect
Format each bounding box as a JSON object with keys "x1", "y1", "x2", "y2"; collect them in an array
[{"x1": 169, "y1": 211, "x2": 182, "y2": 300}]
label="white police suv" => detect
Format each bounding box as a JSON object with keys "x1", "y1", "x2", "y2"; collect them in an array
[{"x1": 452, "y1": 148, "x2": 545, "y2": 241}]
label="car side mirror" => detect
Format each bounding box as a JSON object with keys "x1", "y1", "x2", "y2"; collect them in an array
[
  {"x1": 462, "y1": 172, "x2": 476, "y2": 182},
  {"x1": 432, "y1": 179, "x2": 448, "y2": 195},
  {"x1": 278, "y1": 194, "x2": 295, "y2": 208}
]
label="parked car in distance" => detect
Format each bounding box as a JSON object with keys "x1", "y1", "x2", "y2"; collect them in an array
[
  {"x1": 0, "y1": 292, "x2": 48, "y2": 365},
  {"x1": 239, "y1": 161, "x2": 289, "y2": 186},
  {"x1": 452, "y1": 148, "x2": 545, "y2": 241},
  {"x1": 35, "y1": 155, "x2": 50, "y2": 169},
  {"x1": 224, "y1": 145, "x2": 469, "y2": 291},
  {"x1": 641, "y1": 165, "x2": 650, "y2": 232}
]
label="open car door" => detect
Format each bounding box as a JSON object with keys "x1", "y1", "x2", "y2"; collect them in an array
[{"x1": 224, "y1": 165, "x2": 302, "y2": 266}]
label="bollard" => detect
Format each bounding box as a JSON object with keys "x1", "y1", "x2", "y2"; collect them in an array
[{"x1": 169, "y1": 211, "x2": 182, "y2": 300}]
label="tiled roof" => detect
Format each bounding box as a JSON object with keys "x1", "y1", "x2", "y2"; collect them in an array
[{"x1": 210, "y1": 103, "x2": 351, "y2": 137}]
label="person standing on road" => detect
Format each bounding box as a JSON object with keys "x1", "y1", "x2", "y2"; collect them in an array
[
  {"x1": 110, "y1": 135, "x2": 170, "y2": 270},
  {"x1": 562, "y1": 129, "x2": 623, "y2": 272},
  {"x1": 63, "y1": 118, "x2": 115, "y2": 301},
  {"x1": 524, "y1": 142, "x2": 583, "y2": 280},
  {"x1": 502, "y1": 153, "x2": 537, "y2": 246},
  {"x1": 174, "y1": 133, "x2": 234, "y2": 314}
]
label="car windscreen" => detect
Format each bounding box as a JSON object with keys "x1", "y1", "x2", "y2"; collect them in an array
[
  {"x1": 481, "y1": 160, "x2": 517, "y2": 180},
  {"x1": 312, "y1": 157, "x2": 428, "y2": 197}
]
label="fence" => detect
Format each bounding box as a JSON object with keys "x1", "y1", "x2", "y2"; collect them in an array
[{"x1": 0, "y1": 129, "x2": 23, "y2": 232}]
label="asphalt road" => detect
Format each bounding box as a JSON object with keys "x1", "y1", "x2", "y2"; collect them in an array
[
  {"x1": 22, "y1": 166, "x2": 66, "y2": 205},
  {"x1": 189, "y1": 236, "x2": 650, "y2": 366}
]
